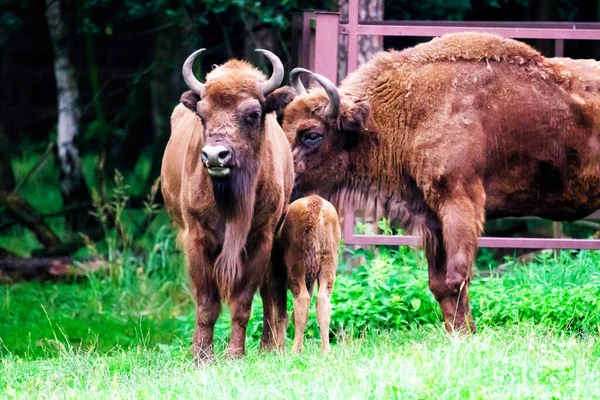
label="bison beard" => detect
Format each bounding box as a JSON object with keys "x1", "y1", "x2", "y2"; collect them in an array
[{"x1": 211, "y1": 164, "x2": 259, "y2": 299}]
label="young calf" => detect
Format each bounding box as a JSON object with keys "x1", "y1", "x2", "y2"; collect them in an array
[{"x1": 279, "y1": 195, "x2": 340, "y2": 354}]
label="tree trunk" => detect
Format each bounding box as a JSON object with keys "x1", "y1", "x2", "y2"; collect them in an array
[
  {"x1": 45, "y1": 0, "x2": 90, "y2": 232},
  {"x1": 0, "y1": 123, "x2": 15, "y2": 196}
]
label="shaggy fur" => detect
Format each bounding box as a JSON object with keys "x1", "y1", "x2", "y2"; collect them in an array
[
  {"x1": 160, "y1": 60, "x2": 294, "y2": 362},
  {"x1": 277, "y1": 32, "x2": 600, "y2": 333},
  {"x1": 276, "y1": 195, "x2": 340, "y2": 354}
]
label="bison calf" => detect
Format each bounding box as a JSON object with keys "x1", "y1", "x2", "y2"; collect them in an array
[{"x1": 278, "y1": 195, "x2": 340, "y2": 354}]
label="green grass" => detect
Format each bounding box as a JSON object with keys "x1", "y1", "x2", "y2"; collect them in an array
[
  {"x1": 2, "y1": 326, "x2": 600, "y2": 399},
  {"x1": 2, "y1": 248, "x2": 600, "y2": 398}
]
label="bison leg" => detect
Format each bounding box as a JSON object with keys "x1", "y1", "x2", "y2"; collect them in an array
[
  {"x1": 429, "y1": 184, "x2": 484, "y2": 333},
  {"x1": 226, "y1": 287, "x2": 255, "y2": 358},
  {"x1": 316, "y1": 267, "x2": 335, "y2": 354},
  {"x1": 226, "y1": 234, "x2": 273, "y2": 358},
  {"x1": 260, "y1": 242, "x2": 288, "y2": 353},
  {"x1": 290, "y1": 277, "x2": 311, "y2": 354},
  {"x1": 185, "y1": 234, "x2": 221, "y2": 364},
  {"x1": 192, "y1": 287, "x2": 221, "y2": 363}
]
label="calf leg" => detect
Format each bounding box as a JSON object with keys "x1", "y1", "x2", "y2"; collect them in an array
[
  {"x1": 316, "y1": 251, "x2": 336, "y2": 354},
  {"x1": 290, "y1": 277, "x2": 311, "y2": 354},
  {"x1": 316, "y1": 279, "x2": 334, "y2": 354}
]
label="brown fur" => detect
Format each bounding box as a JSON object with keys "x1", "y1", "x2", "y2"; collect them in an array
[
  {"x1": 279, "y1": 32, "x2": 600, "y2": 333},
  {"x1": 277, "y1": 195, "x2": 340, "y2": 354},
  {"x1": 161, "y1": 60, "x2": 294, "y2": 362}
]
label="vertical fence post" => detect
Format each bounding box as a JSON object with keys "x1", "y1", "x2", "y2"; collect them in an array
[
  {"x1": 314, "y1": 11, "x2": 340, "y2": 84},
  {"x1": 554, "y1": 39, "x2": 564, "y2": 57},
  {"x1": 343, "y1": 205, "x2": 355, "y2": 243},
  {"x1": 347, "y1": 0, "x2": 359, "y2": 73},
  {"x1": 301, "y1": 11, "x2": 316, "y2": 88}
]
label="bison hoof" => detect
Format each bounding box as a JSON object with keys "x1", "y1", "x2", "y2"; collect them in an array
[{"x1": 193, "y1": 348, "x2": 216, "y2": 365}]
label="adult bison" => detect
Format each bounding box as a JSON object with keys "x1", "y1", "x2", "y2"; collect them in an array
[
  {"x1": 161, "y1": 49, "x2": 294, "y2": 362},
  {"x1": 278, "y1": 32, "x2": 600, "y2": 332}
]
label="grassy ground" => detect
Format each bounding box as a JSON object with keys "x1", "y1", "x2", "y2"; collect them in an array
[
  {"x1": 2, "y1": 326, "x2": 600, "y2": 399},
  {"x1": 2, "y1": 256, "x2": 600, "y2": 399}
]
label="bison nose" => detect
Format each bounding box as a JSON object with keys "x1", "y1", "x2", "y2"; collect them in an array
[
  {"x1": 201, "y1": 145, "x2": 232, "y2": 168},
  {"x1": 201, "y1": 145, "x2": 233, "y2": 179}
]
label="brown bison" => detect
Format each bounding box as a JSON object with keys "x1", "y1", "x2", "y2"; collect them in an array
[
  {"x1": 161, "y1": 49, "x2": 295, "y2": 362},
  {"x1": 276, "y1": 32, "x2": 600, "y2": 332},
  {"x1": 276, "y1": 194, "x2": 340, "y2": 354}
]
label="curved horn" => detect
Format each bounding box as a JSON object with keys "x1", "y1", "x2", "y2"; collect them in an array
[
  {"x1": 182, "y1": 48, "x2": 206, "y2": 95},
  {"x1": 289, "y1": 68, "x2": 310, "y2": 95},
  {"x1": 255, "y1": 49, "x2": 284, "y2": 96},
  {"x1": 311, "y1": 73, "x2": 340, "y2": 119}
]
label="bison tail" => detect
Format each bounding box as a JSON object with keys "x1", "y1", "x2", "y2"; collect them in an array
[{"x1": 302, "y1": 196, "x2": 324, "y2": 279}]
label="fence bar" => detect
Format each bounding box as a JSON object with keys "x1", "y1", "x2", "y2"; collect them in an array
[
  {"x1": 345, "y1": 234, "x2": 600, "y2": 250},
  {"x1": 342, "y1": 205, "x2": 600, "y2": 249},
  {"x1": 339, "y1": 25, "x2": 600, "y2": 40},
  {"x1": 346, "y1": 0, "x2": 359, "y2": 73},
  {"x1": 314, "y1": 12, "x2": 340, "y2": 84}
]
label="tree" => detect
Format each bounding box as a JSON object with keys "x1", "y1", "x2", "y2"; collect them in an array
[{"x1": 45, "y1": 0, "x2": 91, "y2": 232}]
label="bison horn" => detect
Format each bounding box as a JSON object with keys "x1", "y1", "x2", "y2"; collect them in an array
[
  {"x1": 290, "y1": 67, "x2": 310, "y2": 95},
  {"x1": 255, "y1": 49, "x2": 284, "y2": 96},
  {"x1": 182, "y1": 48, "x2": 206, "y2": 95},
  {"x1": 311, "y1": 73, "x2": 340, "y2": 119}
]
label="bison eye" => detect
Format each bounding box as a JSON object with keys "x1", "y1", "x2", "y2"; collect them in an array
[
  {"x1": 300, "y1": 131, "x2": 323, "y2": 147},
  {"x1": 245, "y1": 111, "x2": 261, "y2": 123}
]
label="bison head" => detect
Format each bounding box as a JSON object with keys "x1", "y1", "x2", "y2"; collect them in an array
[
  {"x1": 279, "y1": 68, "x2": 371, "y2": 198},
  {"x1": 180, "y1": 49, "x2": 293, "y2": 215}
]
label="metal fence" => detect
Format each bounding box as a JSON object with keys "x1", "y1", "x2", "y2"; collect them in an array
[{"x1": 292, "y1": 0, "x2": 600, "y2": 250}]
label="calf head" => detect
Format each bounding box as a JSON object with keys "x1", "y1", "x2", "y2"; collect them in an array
[
  {"x1": 277, "y1": 69, "x2": 371, "y2": 198},
  {"x1": 181, "y1": 49, "x2": 293, "y2": 216}
]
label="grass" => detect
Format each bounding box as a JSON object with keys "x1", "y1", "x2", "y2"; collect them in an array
[
  {"x1": 2, "y1": 249, "x2": 600, "y2": 398},
  {"x1": 2, "y1": 326, "x2": 600, "y2": 399}
]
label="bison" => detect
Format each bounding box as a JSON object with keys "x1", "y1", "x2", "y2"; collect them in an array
[
  {"x1": 276, "y1": 32, "x2": 600, "y2": 332},
  {"x1": 161, "y1": 49, "x2": 295, "y2": 362},
  {"x1": 276, "y1": 194, "x2": 340, "y2": 354}
]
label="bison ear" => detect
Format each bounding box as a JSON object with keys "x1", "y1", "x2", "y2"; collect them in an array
[
  {"x1": 180, "y1": 90, "x2": 200, "y2": 112},
  {"x1": 265, "y1": 86, "x2": 296, "y2": 121},
  {"x1": 338, "y1": 102, "x2": 370, "y2": 134}
]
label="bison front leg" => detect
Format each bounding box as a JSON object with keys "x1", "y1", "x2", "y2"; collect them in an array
[
  {"x1": 185, "y1": 233, "x2": 221, "y2": 364},
  {"x1": 428, "y1": 181, "x2": 484, "y2": 333},
  {"x1": 227, "y1": 234, "x2": 274, "y2": 358}
]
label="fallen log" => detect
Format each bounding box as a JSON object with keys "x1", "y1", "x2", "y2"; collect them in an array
[{"x1": 0, "y1": 256, "x2": 104, "y2": 281}]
